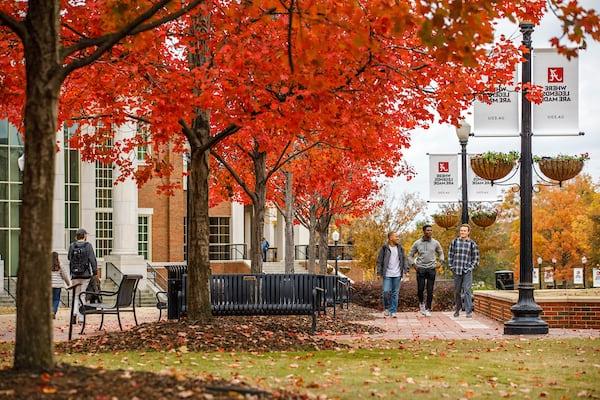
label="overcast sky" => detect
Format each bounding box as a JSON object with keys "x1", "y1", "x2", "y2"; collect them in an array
[{"x1": 386, "y1": 6, "x2": 600, "y2": 216}]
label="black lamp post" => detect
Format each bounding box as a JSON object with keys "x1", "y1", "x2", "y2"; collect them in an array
[
  {"x1": 536, "y1": 256, "x2": 543, "y2": 288},
  {"x1": 581, "y1": 256, "x2": 587, "y2": 289},
  {"x1": 504, "y1": 21, "x2": 549, "y2": 335},
  {"x1": 456, "y1": 120, "x2": 470, "y2": 224},
  {"x1": 332, "y1": 230, "x2": 340, "y2": 318}
]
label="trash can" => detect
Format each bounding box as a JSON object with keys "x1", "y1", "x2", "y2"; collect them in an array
[
  {"x1": 165, "y1": 265, "x2": 187, "y2": 319},
  {"x1": 495, "y1": 270, "x2": 514, "y2": 290}
]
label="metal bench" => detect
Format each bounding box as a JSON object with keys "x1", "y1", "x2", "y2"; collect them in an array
[
  {"x1": 78, "y1": 274, "x2": 142, "y2": 334},
  {"x1": 318, "y1": 275, "x2": 351, "y2": 316},
  {"x1": 164, "y1": 272, "x2": 326, "y2": 334}
]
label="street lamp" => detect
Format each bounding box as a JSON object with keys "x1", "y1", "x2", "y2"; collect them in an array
[
  {"x1": 332, "y1": 230, "x2": 340, "y2": 318},
  {"x1": 504, "y1": 21, "x2": 549, "y2": 334},
  {"x1": 536, "y1": 256, "x2": 543, "y2": 287},
  {"x1": 552, "y1": 258, "x2": 557, "y2": 288},
  {"x1": 455, "y1": 120, "x2": 470, "y2": 224},
  {"x1": 581, "y1": 256, "x2": 587, "y2": 289}
]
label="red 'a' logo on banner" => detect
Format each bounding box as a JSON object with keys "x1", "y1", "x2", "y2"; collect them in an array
[
  {"x1": 438, "y1": 162, "x2": 449, "y2": 173},
  {"x1": 548, "y1": 67, "x2": 564, "y2": 83}
]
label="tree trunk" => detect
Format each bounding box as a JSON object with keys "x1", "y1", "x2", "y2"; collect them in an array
[
  {"x1": 317, "y1": 222, "x2": 329, "y2": 274},
  {"x1": 250, "y1": 151, "x2": 267, "y2": 273},
  {"x1": 186, "y1": 12, "x2": 212, "y2": 321},
  {"x1": 14, "y1": 1, "x2": 62, "y2": 371},
  {"x1": 284, "y1": 171, "x2": 294, "y2": 273},
  {"x1": 307, "y1": 205, "x2": 317, "y2": 273}
]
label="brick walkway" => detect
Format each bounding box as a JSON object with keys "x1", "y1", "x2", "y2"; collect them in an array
[
  {"x1": 332, "y1": 311, "x2": 600, "y2": 341},
  {"x1": 1, "y1": 308, "x2": 598, "y2": 344},
  {"x1": 0, "y1": 307, "x2": 160, "y2": 342}
]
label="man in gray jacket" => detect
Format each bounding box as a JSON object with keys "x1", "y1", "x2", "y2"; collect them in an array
[
  {"x1": 409, "y1": 224, "x2": 444, "y2": 317},
  {"x1": 376, "y1": 232, "x2": 408, "y2": 318}
]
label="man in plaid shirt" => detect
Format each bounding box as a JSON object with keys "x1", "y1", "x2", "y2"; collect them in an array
[{"x1": 448, "y1": 224, "x2": 480, "y2": 318}]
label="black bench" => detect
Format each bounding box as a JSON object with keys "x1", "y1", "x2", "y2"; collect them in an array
[
  {"x1": 162, "y1": 273, "x2": 326, "y2": 333},
  {"x1": 318, "y1": 275, "x2": 351, "y2": 316}
]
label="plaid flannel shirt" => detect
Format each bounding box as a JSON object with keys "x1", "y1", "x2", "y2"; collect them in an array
[{"x1": 448, "y1": 238, "x2": 479, "y2": 275}]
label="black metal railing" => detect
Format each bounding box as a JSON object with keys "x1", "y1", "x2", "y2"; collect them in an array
[
  {"x1": 208, "y1": 243, "x2": 247, "y2": 261},
  {"x1": 2, "y1": 277, "x2": 16, "y2": 301},
  {"x1": 294, "y1": 245, "x2": 354, "y2": 261}
]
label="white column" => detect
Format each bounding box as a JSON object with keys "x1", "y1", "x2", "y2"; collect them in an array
[
  {"x1": 275, "y1": 210, "x2": 285, "y2": 261},
  {"x1": 79, "y1": 160, "x2": 96, "y2": 249},
  {"x1": 105, "y1": 122, "x2": 146, "y2": 283},
  {"x1": 52, "y1": 129, "x2": 66, "y2": 254}
]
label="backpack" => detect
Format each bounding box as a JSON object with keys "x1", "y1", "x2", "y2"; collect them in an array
[{"x1": 70, "y1": 242, "x2": 90, "y2": 277}]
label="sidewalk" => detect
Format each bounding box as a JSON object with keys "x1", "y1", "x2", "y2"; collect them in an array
[
  {"x1": 332, "y1": 311, "x2": 600, "y2": 341},
  {"x1": 0, "y1": 307, "x2": 160, "y2": 342}
]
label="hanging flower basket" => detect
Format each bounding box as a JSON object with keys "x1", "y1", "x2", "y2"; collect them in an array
[
  {"x1": 471, "y1": 152, "x2": 519, "y2": 183},
  {"x1": 471, "y1": 211, "x2": 498, "y2": 228},
  {"x1": 537, "y1": 156, "x2": 585, "y2": 185},
  {"x1": 432, "y1": 213, "x2": 459, "y2": 229}
]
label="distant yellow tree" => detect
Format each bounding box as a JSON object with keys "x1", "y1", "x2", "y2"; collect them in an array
[{"x1": 509, "y1": 175, "x2": 597, "y2": 283}]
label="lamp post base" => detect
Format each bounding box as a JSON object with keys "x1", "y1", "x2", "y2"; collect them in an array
[{"x1": 504, "y1": 289, "x2": 549, "y2": 335}]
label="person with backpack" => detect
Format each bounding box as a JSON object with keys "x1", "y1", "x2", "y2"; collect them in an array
[
  {"x1": 448, "y1": 224, "x2": 480, "y2": 318},
  {"x1": 51, "y1": 251, "x2": 71, "y2": 319},
  {"x1": 261, "y1": 237, "x2": 270, "y2": 262},
  {"x1": 68, "y1": 228, "x2": 98, "y2": 324}
]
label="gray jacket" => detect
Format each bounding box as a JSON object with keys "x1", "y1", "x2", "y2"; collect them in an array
[
  {"x1": 409, "y1": 237, "x2": 444, "y2": 269},
  {"x1": 376, "y1": 243, "x2": 408, "y2": 277}
]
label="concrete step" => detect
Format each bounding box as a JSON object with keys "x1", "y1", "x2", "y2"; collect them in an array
[{"x1": 262, "y1": 262, "x2": 309, "y2": 274}]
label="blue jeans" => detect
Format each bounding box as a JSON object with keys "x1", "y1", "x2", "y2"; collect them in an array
[
  {"x1": 453, "y1": 271, "x2": 473, "y2": 314},
  {"x1": 52, "y1": 288, "x2": 62, "y2": 314},
  {"x1": 382, "y1": 276, "x2": 401, "y2": 314}
]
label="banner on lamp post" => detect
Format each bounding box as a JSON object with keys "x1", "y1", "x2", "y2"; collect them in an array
[
  {"x1": 474, "y1": 70, "x2": 519, "y2": 135},
  {"x1": 429, "y1": 154, "x2": 458, "y2": 202},
  {"x1": 573, "y1": 267, "x2": 584, "y2": 285},
  {"x1": 532, "y1": 267, "x2": 539, "y2": 286},
  {"x1": 544, "y1": 268, "x2": 554, "y2": 284},
  {"x1": 466, "y1": 155, "x2": 499, "y2": 202},
  {"x1": 593, "y1": 268, "x2": 600, "y2": 288},
  {"x1": 532, "y1": 48, "x2": 579, "y2": 135}
]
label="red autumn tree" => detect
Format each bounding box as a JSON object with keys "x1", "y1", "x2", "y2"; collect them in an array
[{"x1": 0, "y1": 0, "x2": 204, "y2": 371}]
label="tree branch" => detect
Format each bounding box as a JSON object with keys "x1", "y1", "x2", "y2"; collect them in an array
[
  {"x1": 61, "y1": 0, "x2": 203, "y2": 76},
  {"x1": 197, "y1": 124, "x2": 241, "y2": 153},
  {"x1": 266, "y1": 141, "x2": 321, "y2": 180},
  {"x1": 211, "y1": 150, "x2": 257, "y2": 204},
  {"x1": 0, "y1": 11, "x2": 26, "y2": 41},
  {"x1": 179, "y1": 118, "x2": 202, "y2": 149}
]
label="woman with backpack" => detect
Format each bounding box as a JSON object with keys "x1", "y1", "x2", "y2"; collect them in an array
[{"x1": 51, "y1": 251, "x2": 71, "y2": 319}]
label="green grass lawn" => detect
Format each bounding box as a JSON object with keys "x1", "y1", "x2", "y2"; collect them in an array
[{"x1": 2, "y1": 339, "x2": 599, "y2": 399}]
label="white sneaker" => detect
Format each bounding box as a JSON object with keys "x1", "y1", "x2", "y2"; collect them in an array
[
  {"x1": 419, "y1": 303, "x2": 426, "y2": 315},
  {"x1": 383, "y1": 310, "x2": 390, "y2": 317},
  {"x1": 424, "y1": 310, "x2": 432, "y2": 317},
  {"x1": 391, "y1": 312, "x2": 397, "y2": 318}
]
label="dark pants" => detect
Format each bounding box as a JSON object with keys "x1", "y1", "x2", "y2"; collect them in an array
[
  {"x1": 52, "y1": 287, "x2": 62, "y2": 314},
  {"x1": 453, "y1": 271, "x2": 473, "y2": 313},
  {"x1": 262, "y1": 249, "x2": 267, "y2": 262},
  {"x1": 417, "y1": 268, "x2": 436, "y2": 310}
]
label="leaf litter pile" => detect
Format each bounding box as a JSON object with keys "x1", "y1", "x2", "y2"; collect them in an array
[
  {"x1": 0, "y1": 365, "x2": 307, "y2": 399},
  {"x1": 58, "y1": 305, "x2": 382, "y2": 354}
]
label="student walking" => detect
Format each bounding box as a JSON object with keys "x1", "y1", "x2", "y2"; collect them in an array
[
  {"x1": 68, "y1": 228, "x2": 98, "y2": 324},
  {"x1": 261, "y1": 237, "x2": 270, "y2": 262},
  {"x1": 409, "y1": 224, "x2": 444, "y2": 317},
  {"x1": 448, "y1": 224, "x2": 479, "y2": 318},
  {"x1": 51, "y1": 251, "x2": 71, "y2": 319},
  {"x1": 376, "y1": 232, "x2": 408, "y2": 318}
]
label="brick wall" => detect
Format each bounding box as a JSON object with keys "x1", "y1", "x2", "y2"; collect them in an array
[
  {"x1": 138, "y1": 146, "x2": 233, "y2": 263},
  {"x1": 474, "y1": 292, "x2": 600, "y2": 329}
]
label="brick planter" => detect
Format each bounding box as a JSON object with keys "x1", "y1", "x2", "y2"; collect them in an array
[{"x1": 474, "y1": 290, "x2": 600, "y2": 329}]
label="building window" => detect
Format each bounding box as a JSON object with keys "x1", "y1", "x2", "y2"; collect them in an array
[
  {"x1": 138, "y1": 215, "x2": 150, "y2": 260},
  {"x1": 0, "y1": 120, "x2": 23, "y2": 277},
  {"x1": 209, "y1": 217, "x2": 230, "y2": 260},
  {"x1": 136, "y1": 123, "x2": 150, "y2": 163},
  {"x1": 95, "y1": 161, "x2": 112, "y2": 209},
  {"x1": 95, "y1": 212, "x2": 113, "y2": 258},
  {"x1": 64, "y1": 124, "x2": 80, "y2": 243}
]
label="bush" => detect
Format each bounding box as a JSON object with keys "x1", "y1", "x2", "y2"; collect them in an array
[{"x1": 351, "y1": 279, "x2": 455, "y2": 312}]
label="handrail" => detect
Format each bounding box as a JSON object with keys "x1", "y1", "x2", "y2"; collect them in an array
[
  {"x1": 105, "y1": 262, "x2": 122, "y2": 286},
  {"x1": 147, "y1": 263, "x2": 168, "y2": 291},
  {"x1": 294, "y1": 245, "x2": 354, "y2": 261},
  {"x1": 208, "y1": 243, "x2": 247, "y2": 260},
  {"x1": 3, "y1": 277, "x2": 16, "y2": 301}
]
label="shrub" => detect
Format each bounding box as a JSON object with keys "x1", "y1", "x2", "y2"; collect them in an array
[{"x1": 351, "y1": 279, "x2": 455, "y2": 311}]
